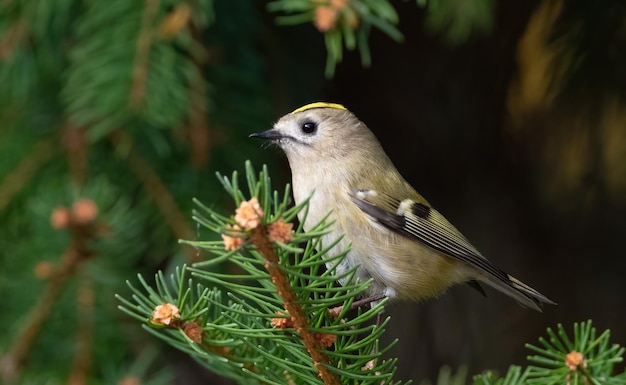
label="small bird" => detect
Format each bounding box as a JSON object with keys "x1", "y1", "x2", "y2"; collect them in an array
[{"x1": 251, "y1": 102, "x2": 555, "y2": 311}]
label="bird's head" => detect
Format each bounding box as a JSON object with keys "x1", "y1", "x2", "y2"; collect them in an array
[{"x1": 251, "y1": 102, "x2": 378, "y2": 163}]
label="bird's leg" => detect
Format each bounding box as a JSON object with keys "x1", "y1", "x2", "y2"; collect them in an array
[
  {"x1": 350, "y1": 294, "x2": 387, "y2": 309},
  {"x1": 328, "y1": 294, "x2": 386, "y2": 320}
]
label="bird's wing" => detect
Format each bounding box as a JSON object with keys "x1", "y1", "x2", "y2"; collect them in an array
[{"x1": 349, "y1": 189, "x2": 510, "y2": 283}]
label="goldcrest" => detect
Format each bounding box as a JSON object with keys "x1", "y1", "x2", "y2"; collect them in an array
[{"x1": 251, "y1": 102, "x2": 555, "y2": 310}]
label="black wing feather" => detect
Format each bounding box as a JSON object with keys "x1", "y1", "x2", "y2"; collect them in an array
[{"x1": 350, "y1": 192, "x2": 510, "y2": 283}]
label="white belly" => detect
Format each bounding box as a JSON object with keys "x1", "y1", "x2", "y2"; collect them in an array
[{"x1": 292, "y1": 179, "x2": 392, "y2": 298}]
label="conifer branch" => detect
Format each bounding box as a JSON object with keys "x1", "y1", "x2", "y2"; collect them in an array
[
  {"x1": 1, "y1": 250, "x2": 76, "y2": 382},
  {"x1": 64, "y1": 126, "x2": 89, "y2": 186},
  {"x1": 249, "y1": 225, "x2": 340, "y2": 385},
  {"x1": 0, "y1": 21, "x2": 26, "y2": 61},
  {"x1": 116, "y1": 162, "x2": 626, "y2": 384},
  {"x1": 118, "y1": 162, "x2": 399, "y2": 384},
  {"x1": 68, "y1": 276, "x2": 95, "y2": 385},
  {"x1": 110, "y1": 131, "x2": 197, "y2": 262},
  {"x1": 473, "y1": 320, "x2": 626, "y2": 385},
  {"x1": 186, "y1": 59, "x2": 211, "y2": 169},
  {"x1": 1, "y1": 214, "x2": 98, "y2": 382},
  {"x1": 188, "y1": 115, "x2": 212, "y2": 168}
]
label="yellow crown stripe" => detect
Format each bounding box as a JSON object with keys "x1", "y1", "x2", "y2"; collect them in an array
[{"x1": 291, "y1": 102, "x2": 347, "y2": 114}]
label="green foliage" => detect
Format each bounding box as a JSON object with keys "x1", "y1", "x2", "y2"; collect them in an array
[
  {"x1": 0, "y1": 1, "x2": 277, "y2": 383},
  {"x1": 470, "y1": 320, "x2": 626, "y2": 385},
  {"x1": 421, "y1": 365, "x2": 469, "y2": 385},
  {"x1": 421, "y1": 0, "x2": 495, "y2": 45},
  {"x1": 526, "y1": 321, "x2": 626, "y2": 385},
  {"x1": 62, "y1": 0, "x2": 213, "y2": 140},
  {"x1": 268, "y1": 0, "x2": 402, "y2": 77},
  {"x1": 473, "y1": 366, "x2": 529, "y2": 385},
  {"x1": 118, "y1": 162, "x2": 402, "y2": 384},
  {"x1": 117, "y1": 162, "x2": 626, "y2": 385},
  {"x1": 3, "y1": 0, "x2": 624, "y2": 383},
  {"x1": 267, "y1": 0, "x2": 496, "y2": 76}
]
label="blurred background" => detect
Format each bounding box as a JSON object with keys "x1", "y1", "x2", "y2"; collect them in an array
[{"x1": 1, "y1": 0, "x2": 625, "y2": 383}]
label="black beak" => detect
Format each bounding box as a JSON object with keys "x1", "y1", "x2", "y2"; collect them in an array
[{"x1": 249, "y1": 129, "x2": 284, "y2": 140}]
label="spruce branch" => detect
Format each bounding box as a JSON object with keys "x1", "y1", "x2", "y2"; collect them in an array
[
  {"x1": 118, "y1": 161, "x2": 401, "y2": 384},
  {"x1": 267, "y1": 0, "x2": 495, "y2": 76},
  {"x1": 110, "y1": 131, "x2": 198, "y2": 262},
  {"x1": 60, "y1": 111, "x2": 90, "y2": 380},
  {"x1": 526, "y1": 320, "x2": 626, "y2": 385},
  {"x1": 69, "y1": 275, "x2": 95, "y2": 385},
  {"x1": 268, "y1": 0, "x2": 402, "y2": 77},
  {"x1": 249, "y1": 224, "x2": 339, "y2": 385},
  {"x1": 186, "y1": 62, "x2": 212, "y2": 169},
  {"x1": 116, "y1": 162, "x2": 626, "y2": 385},
  {"x1": 1, "y1": 202, "x2": 101, "y2": 383},
  {"x1": 425, "y1": 320, "x2": 626, "y2": 385},
  {"x1": 470, "y1": 320, "x2": 625, "y2": 385},
  {"x1": 62, "y1": 0, "x2": 213, "y2": 139}
]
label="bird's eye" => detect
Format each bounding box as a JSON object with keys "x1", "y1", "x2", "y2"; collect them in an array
[{"x1": 301, "y1": 121, "x2": 317, "y2": 134}]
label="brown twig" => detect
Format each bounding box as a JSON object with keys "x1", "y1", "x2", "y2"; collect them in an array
[
  {"x1": 63, "y1": 120, "x2": 92, "y2": 385},
  {"x1": 186, "y1": 64, "x2": 212, "y2": 169},
  {"x1": 249, "y1": 226, "x2": 340, "y2": 385},
  {"x1": 63, "y1": 126, "x2": 88, "y2": 186},
  {"x1": 68, "y1": 275, "x2": 94, "y2": 385},
  {"x1": 0, "y1": 137, "x2": 57, "y2": 213},
  {"x1": 130, "y1": 0, "x2": 160, "y2": 110},
  {"x1": 110, "y1": 131, "x2": 198, "y2": 262},
  {"x1": 0, "y1": 252, "x2": 76, "y2": 383},
  {"x1": 1, "y1": 222, "x2": 95, "y2": 383},
  {"x1": 184, "y1": 16, "x2": 212, "y2": 170},
  {"x1": 0, "y1": 21, "x2": 26, "y2": 61}
]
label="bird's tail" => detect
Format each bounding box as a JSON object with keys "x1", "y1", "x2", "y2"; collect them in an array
[{"x1": 481, "y1": 274, "x2": 556, "y2": 311}]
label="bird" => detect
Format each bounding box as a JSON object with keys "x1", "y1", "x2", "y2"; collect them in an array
[{"x1": 250, "y1": 102, "x2": 555, "y2": 311}]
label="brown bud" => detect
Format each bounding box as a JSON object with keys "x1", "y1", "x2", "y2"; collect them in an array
[
  {"x1": 34, "y1": 261, "x2": 54, "y2": 279},
  {"x1": 50, "y1": 207, "x2": 71, "y2": 229},
  {"x1": 183, "y1": 321, "x2": 203, "y2": 343},
  {"x1": 71, "y1": 199, "x2": 98, "y2": 225}
]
